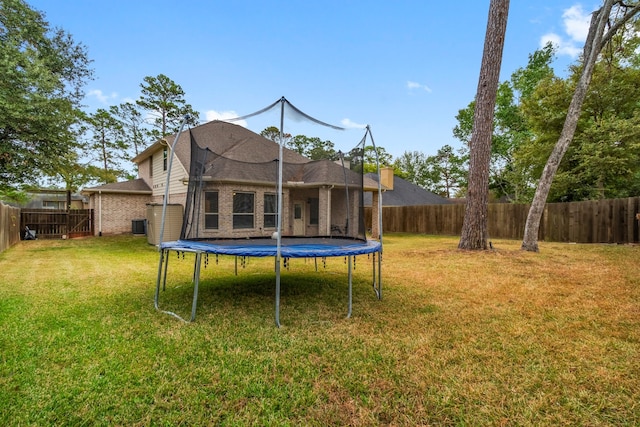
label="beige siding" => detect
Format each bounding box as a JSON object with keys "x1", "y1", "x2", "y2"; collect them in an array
[
  {"x1": 138, "y1": 157, "x2": 152, "y2": 188},
  {"x1": 150, "y1": 147, "x2": 189, "y2": 199}
]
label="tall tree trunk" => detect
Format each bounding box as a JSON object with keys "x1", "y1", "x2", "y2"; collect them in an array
[
  {"x1": 458, "y1": 0, "x2": 510, "y2": 250},
  {"x1": 521, "y1": 1, "x2": 614, "y2": 252}
]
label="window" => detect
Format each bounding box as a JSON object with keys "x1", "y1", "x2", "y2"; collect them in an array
[
  {"x1": 233, "y1": 192, "x2": 254, "y2": 229},
  {"x1": 43, "y1": 200, "x2": 65, "y2": 209},
  {"x1": 149, "y1": 155, "x2": 153, "y2": 177},
  {"x1": 205, "y1": 191, "x2": 219, "y2": 229},
  {"x1": 163, "y1": 148, "x2": 168, "y2": 171},
  {"x1": 264, "y1": 193, "x2": 277, "y2": 228},
  {"x1": 309, "y1": 198, "x2": 319, "y2": 225}
]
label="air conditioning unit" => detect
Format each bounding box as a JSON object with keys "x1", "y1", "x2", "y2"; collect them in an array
[{"x1": 132, "y1": 219, "x2": 146, "y2": 235}]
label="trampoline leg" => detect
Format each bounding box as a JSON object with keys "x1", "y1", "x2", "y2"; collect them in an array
[
  {"x1": 162, "y1": 250, "x2": 170, "y2": 291},
  {"x1": 347, "y1": 255, "x2": 353, "y2": 318},
  {"x1": 154, "y1": 249, "x2": 166, "y2": 310},
  {"x1": 275, "y1": 256, "x2": 281, "y2": 328},
  {"x1": 377, "y1": 251, "x2": 382, "y2": 300},
  {"x1": 191, "y1": 251, "x2": 202, "y2": 322},
  {"x1": 372, "y1": 252, "x2": 382, "y2": 300}
]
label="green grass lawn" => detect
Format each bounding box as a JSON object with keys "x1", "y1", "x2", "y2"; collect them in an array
[{"x1": 0, "y1": 234, "x2": 638, "y2": 425}]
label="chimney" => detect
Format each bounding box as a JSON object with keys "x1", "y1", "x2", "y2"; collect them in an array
[{"x1": 380, "y1": 167, "x2": 394, "y2": 190}]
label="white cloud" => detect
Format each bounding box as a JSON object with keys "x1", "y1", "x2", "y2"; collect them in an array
[
  {"x1": 205, "y1": 110, "x2": 247, "y2": 127},
  {"x1": 563, "y1": 5, "x2": 591, "y2": 42},
  {"x1": 87, "y1": 89, "x2": 118, "y2": 104},
  {"x1": 540, "y1": 4, "x2": 591, "y2": 58},
  {"x1": 540, "y1": 32, "x2": 582, "y2": 57},
  {"x1": 341, "y1": 118, "x2": 367, "y2": 129},
  {"x1": 407, "y1": 80, "x2": 432, "y2": 93}
]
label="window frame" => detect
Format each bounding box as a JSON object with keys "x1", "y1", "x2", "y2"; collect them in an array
[
  {"x1": 163, "y1": 148, "x2": 168, "y2": 171},
  {"x1": 233, "y1": 191, "x2": 255, "y2": 229},
  {"x1": 263, "y1": 193, "x2": 277, "y2": 229},
  {"x1": 309, "y1": 197, "x2": 319, "y2": 225},
  {"x1": 204, "y1": 191, "x2": 219, "y2": 230}
]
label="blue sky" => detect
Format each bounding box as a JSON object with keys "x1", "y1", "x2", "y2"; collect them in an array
[{"x1": 28, "y1": 0, "x2": 596, "y2": 159}]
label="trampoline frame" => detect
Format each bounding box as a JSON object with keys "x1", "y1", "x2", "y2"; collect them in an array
[{"x1": 154, "y1": 238, "x2": 382, "y2": 323}]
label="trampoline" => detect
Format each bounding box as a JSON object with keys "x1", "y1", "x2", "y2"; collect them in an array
[{"x1": 153, "y1": 97, "x2": 383, "y2": 326}]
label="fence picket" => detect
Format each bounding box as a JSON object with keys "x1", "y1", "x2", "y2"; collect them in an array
[
  {"x1": 365, "y1": 196, "x2": 640, "y2": 243},
  {"x1": 0, "y1": 201, "x2": 21, "y2": 253}
]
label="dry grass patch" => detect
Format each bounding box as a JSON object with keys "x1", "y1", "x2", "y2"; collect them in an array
[{"x1": 0, "y1": 234, "x2": 638, "y2": 425}]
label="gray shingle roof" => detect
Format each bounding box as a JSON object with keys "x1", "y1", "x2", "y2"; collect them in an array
[
  {"x1": 174, "y1": 120, "x2": 310, "y2": 168},
  {"x1": 363, "y1": 173, "x2": 452, "y2": 206},
  {"x1": 181, "y1": 121, "x2": 376, "y2": 189},
  {"x1": 83, "y1": 178, "x2": 151, "y2": 194}
]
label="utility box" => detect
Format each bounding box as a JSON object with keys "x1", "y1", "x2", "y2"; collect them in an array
[
  {"x1": 132, "y1": 219, "x2": 146, "y2": 235},
  {"x1": 146, "y1": 203, "x2": 183, "y2": 245}
]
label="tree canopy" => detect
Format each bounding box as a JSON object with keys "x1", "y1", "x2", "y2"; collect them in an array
[
  {"x1": 0, "y1": 0, "x2": 93, "y2": 196},
  {"x1": 136, "y1": 74, "x2": 200, "y2": 140},
  {"x1": 453, "y1": 43, "x2": 555, "y2": 202},
  {"x1": 522, "y1": 0, "x2": 640, "y2": 252}
]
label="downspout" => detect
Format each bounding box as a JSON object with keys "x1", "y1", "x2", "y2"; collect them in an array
[
  {"x1": 98, "y1": 190, "x2": 102, "y2": 237},
  {"x1": 326, "y1": 186, "x2": 331, "y2": 236}
]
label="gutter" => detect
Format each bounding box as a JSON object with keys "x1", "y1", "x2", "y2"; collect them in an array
[{"x1": 82, "y1": 189, "x2": 152, "y2": 195}]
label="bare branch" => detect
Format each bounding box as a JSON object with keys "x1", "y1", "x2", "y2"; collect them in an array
[{"x1": 599, "y1": 2, "x2": 640, "y2": 50}]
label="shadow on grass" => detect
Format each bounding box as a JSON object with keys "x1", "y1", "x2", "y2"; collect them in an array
[{"x1": 155, "y1": 256, "x2": 376, "y2": 324}]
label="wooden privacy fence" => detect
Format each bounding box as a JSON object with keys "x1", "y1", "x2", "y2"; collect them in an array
[
  {"x1": 0, "y1": 201, "x2": 21, "y2": 253},
  {"x1": 20, "y1": 209, "x2": 94, "y2": 239},
  {"x1": 365, "y1": 196, "x2": 640, "y2": 244}
]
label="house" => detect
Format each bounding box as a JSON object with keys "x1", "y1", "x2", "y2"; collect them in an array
[
  {"x1": 22, "y1": 189, "x2": 87, "y2": 210},
  {"x1": 82, "y1": 120, "x2": 380, "y2": 239},
  {"x1": 364, "y1": 169, "x2": 453, "y2": 206},
  {"x1": 82, "y1": 179, "x2": 152, "y2": 236}
]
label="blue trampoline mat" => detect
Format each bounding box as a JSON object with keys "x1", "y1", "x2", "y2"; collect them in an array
[{"x1": 160, "y1": 237, "x2": 382, "y2": 258}]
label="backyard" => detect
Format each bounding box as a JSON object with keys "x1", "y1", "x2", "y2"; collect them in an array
[{"x1": 0, "y1": 234, "x2": 638, "y2": 425}]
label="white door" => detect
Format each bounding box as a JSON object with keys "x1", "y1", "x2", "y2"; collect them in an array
[{"x1": 293, "y1": 201, "x2": 305, "y2": 235}]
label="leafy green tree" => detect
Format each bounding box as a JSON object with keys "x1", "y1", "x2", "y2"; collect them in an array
[
  {"x1": 362, "y1": 145, "x2": 393, "y2": 170},
  {"x1": 453, "y1": 43, "x2": 555, "y2": 202},
  {"x1": 288, "y1": 135, "x2": 337, "y2": 160},
  {"x1": 425, "y1": 145, "x2": 468, "y2": 198},
  {"x1": 522, "y1": 0, "x2": 640, "y2": 252},
  {"x1": 45, "y1": 150, "x2": 93, "y2": 193},
  {"x1": 0, "y1": 0, "x2": 93, "y2": 193},
  {"x1": 261, "y1": 127, "x2": 338, "y2": 161},
  {"x1": 393, "y1": 151, "x2": 430, "y2": 187},
  {"x1": 260, "y1": 126, "x2": 292, "y2": 145},
  {"x1": 111, "y1": 102, "x2": 148, "y2": 157},
  {"x1": 136, "y1": 74, "x2": 199, "y2": 141},
  {"x1": 85, "y1": 109, "x2": 128, "y2": 183},
  {"x1": 520, "y1": 59, "x2": 640, "y2": 202},
  {"x1": 40, "y1": 113, "x2": 98, "y2": 192}
]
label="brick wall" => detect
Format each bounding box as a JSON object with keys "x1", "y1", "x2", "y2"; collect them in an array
[
  {"x1": 89, "y1": 193, "x2": 152, "y2": 235},
  {"x1": 195, "y1": 183, "x2": 286, "y2": 239}
]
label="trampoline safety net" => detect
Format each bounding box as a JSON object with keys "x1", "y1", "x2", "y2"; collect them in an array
[
  {"x1": 154, "y1": 98, "x2": 383, "y2": 325},
  {"x1": 179, "y1": 123, "x2": 371, "y2": 243}
]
